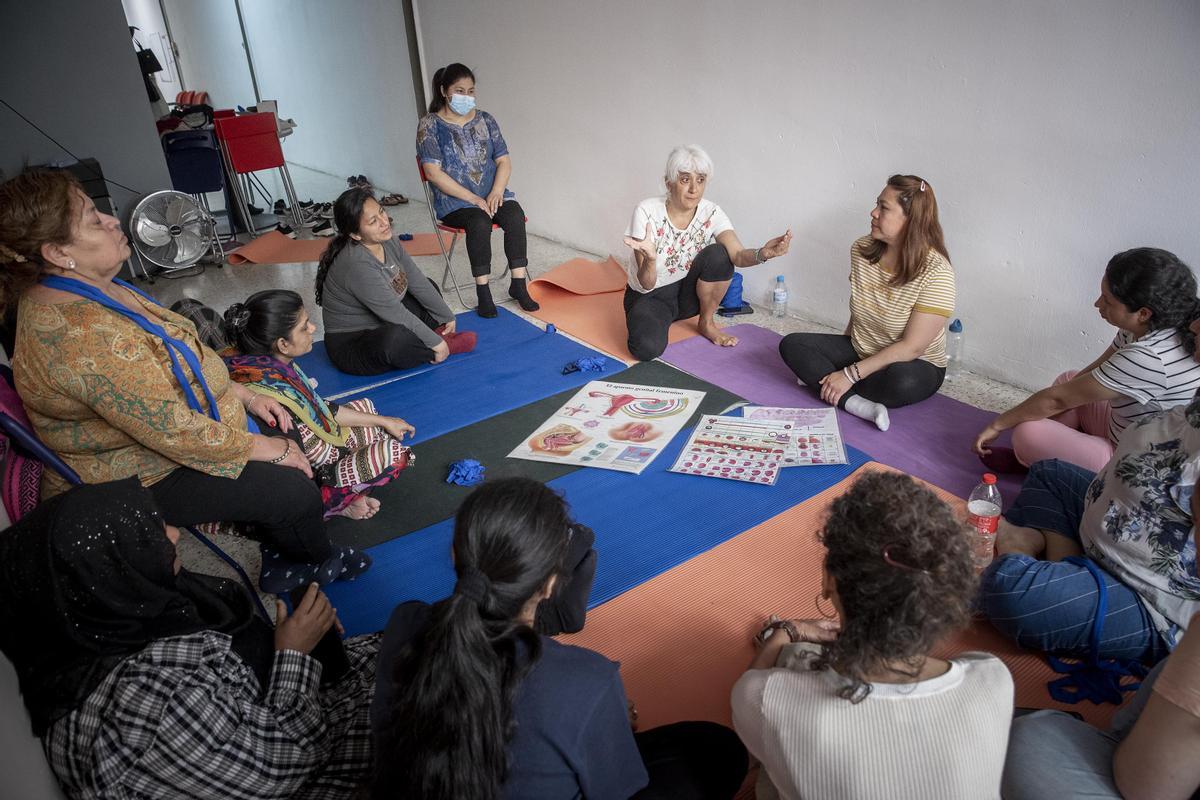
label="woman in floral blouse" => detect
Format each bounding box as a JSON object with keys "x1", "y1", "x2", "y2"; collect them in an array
[
  {"x1": 0, "y1": 170, "x2": 364, "y2": 594},
  {"x1": 979, "y1": 316, "x2": 1200, "y2": 663},
  {"x1": 416, "y1": 62, "x2": 539, "y2": 319},
  {"x1": 622, "y1": 144, "x2": 792, "y2": 361}
]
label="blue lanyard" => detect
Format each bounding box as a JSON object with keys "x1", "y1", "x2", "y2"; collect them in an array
[{"x1": 40, "y1": 276, "x2": 221, "y2": 422}]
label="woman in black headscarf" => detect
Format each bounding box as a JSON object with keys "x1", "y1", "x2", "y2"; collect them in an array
[{"x1": 0, "y1": 479, "x2": 379, "y2": 800}]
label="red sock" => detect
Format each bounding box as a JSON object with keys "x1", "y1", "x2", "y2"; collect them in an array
[{"x1": 440, "y1": 330, "x2": 477, "y2": 355}]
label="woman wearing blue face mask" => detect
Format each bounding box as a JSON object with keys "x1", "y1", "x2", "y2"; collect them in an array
[{"x1": 416, "y1": 63, "x2": 538, "y2": 319}]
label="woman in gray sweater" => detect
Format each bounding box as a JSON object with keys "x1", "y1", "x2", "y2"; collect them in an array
[{"x1": 316, "y1": 188, "x2": 475, "y2": 375}]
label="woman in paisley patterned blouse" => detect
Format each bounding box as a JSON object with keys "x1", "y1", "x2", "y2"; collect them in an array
[
  {"x1": 0, "y1": 170, "x2": 365, "y2": 594},
  {"x1": 622, "y1": 144, "x2": 792, "y2": 361}
]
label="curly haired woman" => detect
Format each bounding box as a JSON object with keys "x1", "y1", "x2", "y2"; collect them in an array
[{"x1": 731, "y1": 471, "x2": 1014, "y2": 800}]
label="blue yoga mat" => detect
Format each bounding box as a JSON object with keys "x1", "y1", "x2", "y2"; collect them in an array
[
  {"x1": 356, "y1": 328, "x2": 624, "y2": 445},
  {"x1": 295, "y1": 307, "x2": 548, "y2": 401},
  {"x1": 327, "y1": 426, "x2": 871, "y2": 636}
]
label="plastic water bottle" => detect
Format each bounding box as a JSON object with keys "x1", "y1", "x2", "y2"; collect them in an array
[
  {"x1": 945, "y1": 318, "x2": 964, "y2": 380},
  {"x1": 771, "y1": 275, "x2": 788, "y2": 318},
  {"x1": 967, "y1": 474, "x2": 1002, "y2": 569}
]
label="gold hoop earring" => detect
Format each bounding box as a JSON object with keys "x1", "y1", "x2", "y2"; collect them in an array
[{"x1": 814, "y1": 592, "x2": 837, "y2": 619}]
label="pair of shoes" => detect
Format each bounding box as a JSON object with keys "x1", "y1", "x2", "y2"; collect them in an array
[
  {"x1": 247, "y1": 203, "x2": 264, "y2": 216},
  {"x1": 258, "y1": 546, "x2": 345, "y2": 594},
  {"x1": 437, "y1": 327, "x2": 478, "y2": 355},
  {"x1": 273, "y1": 199, "x2": 288, "y2": 214},
  {"x1": 275, "y1": 222, "x2": 296, "y2": 238},
  {"x1": 380, "y1": 193, "x2": 408, "y2": 206},
  {"x1": 319, "y1": 202, "x2": 335, "y2": 219},
  {"x1": 312, "y1": 219, "x2": 334, "y2": 236},
  {"x1": 346, "y1": 175, "x2": 372, "y2": 190}
]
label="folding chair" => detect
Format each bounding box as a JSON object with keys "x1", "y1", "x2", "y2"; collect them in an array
[
  {"x1": 416, "y1": 157, "x2": 527, "y2": 309},
  {"x1": 162, "y1": 129, "x2": 228, "y2": 262},
  {"x1": 213, "y1": 112, "x2": 303, "y2": 233},
  {"x1": 0, "y1": 410, "x2": 270, "y2": 620}
]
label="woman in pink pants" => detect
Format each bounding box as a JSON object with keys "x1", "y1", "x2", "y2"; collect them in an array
[{"x1": 975, "y1": 248, "x2": 1200, "y2": 473}]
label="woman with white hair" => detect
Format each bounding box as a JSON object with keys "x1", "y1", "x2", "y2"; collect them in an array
[{"x1": 623, "y1": 145, "x2": 792, "y2": 361}]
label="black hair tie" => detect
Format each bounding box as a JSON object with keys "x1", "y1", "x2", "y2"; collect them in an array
[{"x1": 455, "y1": 566, "x2": 492, "y2": 605}]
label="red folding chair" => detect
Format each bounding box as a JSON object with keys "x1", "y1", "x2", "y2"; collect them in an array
[
  {"x1": 213, "y1": 112, "x2": 303, "y2": 231},
  {"x1": 416, "y1": 157, "x2": 527, "y2": 309}
]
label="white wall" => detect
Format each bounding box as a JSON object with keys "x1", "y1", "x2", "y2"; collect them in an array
[
  {"x1": 0, "y1": 0, "x2": 172, "y2": 210},
  {"x1": 121, "y1": 0, "x2": 184, "y2": 103},
  {"x1": 162, "y1": 0, "x2": 257, "y2": 109},
  {"x1": 239, "y1": 0, "x2": 424, "y2": 198},
  {"x1": 416, "y1": 0, "x2": 1200, "y2": 389}
]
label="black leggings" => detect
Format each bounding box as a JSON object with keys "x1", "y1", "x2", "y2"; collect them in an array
[
  {"x1": 632, "y1": 721, "x2": 748, "y2": 799},
  {"x1": 324, "y1": 292, "x2": 442, "y2": 376},
  {"x1": 150, "y1": 461, "x2": 331, "y2": 563},
  {"x1": 624, "y1": 243, "x2": 735, "y2": 362},
  {"x1": 779, "y1": 332, "x2": 945, "y2": 408},
  {"x1": 440, "y1": 199, "x2": 527, "y2": 277}
]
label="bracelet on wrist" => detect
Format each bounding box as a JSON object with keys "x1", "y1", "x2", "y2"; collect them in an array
[
  {"x1": 755, "y1": 247, "x2": 766, "y2": 264},
  {"x1": 268, "y1": 439, "x2": 292, "y2": 465},
  {"x1": 851, "y1": 362, "x2": 863, "y2": 382},
  {"x1": 842, "y1": 367, "x2": 857, "y2": 384},
  {"x1": 755, "y1": 618, "x2": 801, "y2": 645}
]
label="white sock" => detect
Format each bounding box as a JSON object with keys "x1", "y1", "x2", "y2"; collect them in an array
[{"x1": 843, "y1": 395, "x2": 890, "y2": 432}]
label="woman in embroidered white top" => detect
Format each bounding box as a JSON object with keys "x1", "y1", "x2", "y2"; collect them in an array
[{"x1": 622, "y1": 145, "x2": 792, "y2": 361}]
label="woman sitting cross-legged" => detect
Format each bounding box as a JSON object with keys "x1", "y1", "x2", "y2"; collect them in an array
[
  {"x1": 417, "y1": 62, "x2": 539, "y2": 318},
  {"x1": 223, "y1": 290, "x2": 416, "y2": 521},
  {"x1": 369, "y1": 477, "x2": 748, "y2": 799},
  {"x1": 975, "y1": 247, "x2": 1200, "y2": 474},
  {"x1": 316, "y1": 188, "x2": 475, "y2": 377},
  {"x1": 0, "y1": 479, "x2": 380, "y2": 800},
  {"x1": 0, "y1": 170, "x2": 358, "y2": 593},
  {"x1": 779, "y1": 175, "x2": 955, "y2": 431},
  {"x1": 979, "y1": 320, "x2": 1200, "y2": 664},
  {"x1": 732, "y1": 471, "x2": 1014, "y2": 800},
  {"x1": 623, "y1": 144, "x2": 792, "y2": 361}
]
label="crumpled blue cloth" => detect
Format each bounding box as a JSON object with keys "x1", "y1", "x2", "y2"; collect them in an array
[
  {"x1": 562, "y1": 356, "x2": 608, "y2": 375},
  {"x1": 446, "y1": 459, "x2": 485, "y2": 486}
]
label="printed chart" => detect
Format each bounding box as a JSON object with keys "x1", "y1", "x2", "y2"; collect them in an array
[
  {"x1": 509, "y1": 380, "x2": 706, "y2": 474},
  {"x1": 669, "y1": 415, "x2": 792, "y2": 485},
  {"x1": 743, "y1": 406, "x2": 848, "y2": 467}
]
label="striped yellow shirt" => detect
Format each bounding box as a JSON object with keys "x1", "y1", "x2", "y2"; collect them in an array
[{"x1": 847, "y1": 236, "x2": 956, "y2": 367}]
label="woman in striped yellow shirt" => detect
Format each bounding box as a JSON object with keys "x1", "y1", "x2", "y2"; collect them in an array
[{"x1": 780, "y1": 175, "x2": 955, "y2": 430}]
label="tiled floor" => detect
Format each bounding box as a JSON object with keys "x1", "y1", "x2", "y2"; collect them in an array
[{"x1": 162, "y1": 164, "x2": 1030, "y2": 587}]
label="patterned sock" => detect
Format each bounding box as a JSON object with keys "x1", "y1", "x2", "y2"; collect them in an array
[
  {"x1": 475, "y1": 283, "x2": 497, "y2": 318},
  {"x1": 507, "y1": 276, "x2": 540, "y2": 311}
]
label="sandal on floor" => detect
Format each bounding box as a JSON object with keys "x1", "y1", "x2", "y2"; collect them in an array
[{"x1": 380, "y1": 193, "x2": 408, "y2": 206}]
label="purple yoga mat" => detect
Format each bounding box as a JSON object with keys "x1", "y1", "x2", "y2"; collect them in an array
[{"x1": 661, "y1": 324, "x2": 1023, "y2": 504}]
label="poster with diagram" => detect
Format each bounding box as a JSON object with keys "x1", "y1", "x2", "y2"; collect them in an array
[
  {"x1": 508, "y1": 380, "x2": 706, "y2": 474},
  {"x1": 743, "y1": 406, "x2": 848, "y2": 467}
]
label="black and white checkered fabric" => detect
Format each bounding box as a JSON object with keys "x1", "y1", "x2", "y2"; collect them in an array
[{"x1": 44, "y1": 631, "x2": 381, "y2": 799}]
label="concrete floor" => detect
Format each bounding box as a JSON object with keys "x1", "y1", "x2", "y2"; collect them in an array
[{"x1": 157, "y1": 164, "x2": 1030, "y2": 590}]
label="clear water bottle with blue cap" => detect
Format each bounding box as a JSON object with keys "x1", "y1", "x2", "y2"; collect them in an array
[
  {"x1": 771, "y1": 275, "x2": 788, "y2": 318},
  {"x1": 945, "y1": 318, "x2": 964, "y2": 379}
]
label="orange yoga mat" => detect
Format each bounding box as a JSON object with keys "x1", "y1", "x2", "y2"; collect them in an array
[
  {"x1": 226, "y1": 231, "x2": 450, "y2": 265},
  {"x1": 527, "y1": 256, "x2": 700, "y2": 361},
  {"x1": 563, "y1": 463, "x2": 1125, "y2": 732}
]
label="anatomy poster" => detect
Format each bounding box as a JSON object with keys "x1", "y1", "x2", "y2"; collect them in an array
[{"x1": 508, "y1": 380, "x2": 706, "y2": 474}]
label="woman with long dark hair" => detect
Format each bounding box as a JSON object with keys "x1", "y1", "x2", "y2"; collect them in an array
[
  {"x1": 370, "y1": 478, "x2": 746, "y2": 799},
  {"x1": 223, "y1": 290, "x2": 415, "y2": 520},
  {"x1": 0, "y1": 479, "x2": 380, "y2": 799},
  {"x1": 314, "y1": 188, "x2": 475, "y2": 376},
  {"x1": 732, "y1": 471, "x2": 1014, "y2": 799},
  {"x1": 975, "y1": 247, "x2": 1200, "y2": 473},
  {"x1": 779, "y1": 174, "x2": 955, "y2": 431},
  {"x1": 417, "y1": 63, "x2": 539, "y2": 318}
]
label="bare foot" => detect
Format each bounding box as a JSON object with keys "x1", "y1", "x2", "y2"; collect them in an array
[
  {"x1": 336, "y1": 495, "x2": 381, "y2": 521},
  {"x1": 995, "y1": 519, "x2": 1046, "y2": 557},
  {"x1": 699, "y1": 318, "x2": 739, "y2": 347}
]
